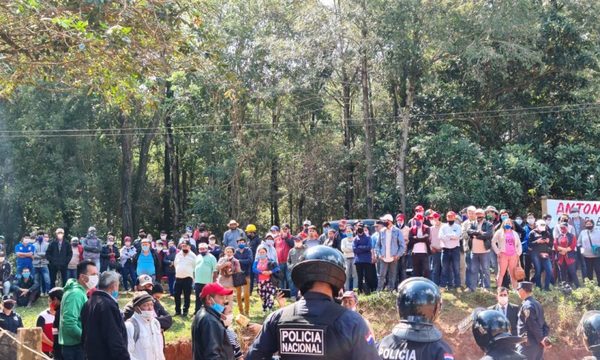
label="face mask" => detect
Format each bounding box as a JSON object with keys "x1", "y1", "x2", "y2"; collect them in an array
[
  {"x1": 125, "y1": 242, "x2": 131, "y2": 247},
  {"x1": 72, "y1": 243, "x2": 78, "y2": 247},
  {"x1": 183, "y1": 249, "x2": 190, "y2": 254},
  {"x1": 156, "y1": 246, "x2": 163, "y2": 251},
  {"x1": 160, "y1": 235, "x2": 167, "y2": 240},
  {"x1": 527, "y1": 218, "x2": 535, "y2": 225},
  {"x1": 140, "y1": 310, "x2": 155, "y2": 321},
  {"x1": 448, "y1": 221, "x2": 454, "y2": 226},
  {"x1": 200, "y1": 251, "x2": 207, "y2": 256},
  {"x1": 223, "y1": 313, "x2": 233, "y2": 327},
  {"x1": 498, "y1": 296, "x2": 508, "y2": 306},
  {"x1": 22, "y1": 272, "x2": 30, "y2": 279},
  {"x1": 486, "y1": 214, "x2": 494, "y2": 221},
  {"x1": 209, "y1": 240, "x2": 216, "y2": 245},
  {"x1": 0, "y1": 257, "x2": 4, "y2": 262},
  {"x1": 107, "y1": 241, "x2": 114, "y2": 246},
  {"x1": 238, "y1": 244, "x2": 246, "y2": 249},
  {"x1": 3, "y1": 302, "x2": 14, "y2": 310},
  {"x1": 86, "y1": 274, "x2": 99, "y2": 289},
  {"x1": 515, "y1": 218, "x2": 523, "y2": 225},
  {"x1": 345, "y1": 233, "x2": 353, "y2": 238},
  {"x1": 477, "y1": 217, "x2": 484, "y2": 222},
  {"x1": 142, "y1": 245, "x2": 150, "y2": 252},
  {"x1": 294, "y1": 242, "x2": 303, "y2": 248},
  {"x1": 560, "y1": 227, "x2": 568, "y2": 234},
  {"x1": 187, "y1": 232, "x2": 193, "y2": 237},
  {"x1": 266, "y1": 240, "x2": 274, "y2": 246},
  {"x1": 537, "y1": 226, "x2": 546, "y2": 232},
  {"x1": 111, "y1": 290, "x2": 119, "y2": 299},
  {"x1": 586, "y1": 225, "x2": 594, "y2": 230},
  {"x1": 503, "y1": 224, "x2": 512, "y2": 230},
  {"x1": 257, "y1": 254, "x2": 267, "y2": 260},
  {"x1": 572, "y1": 212, "x2": 580, "y2": 218},
  {"x1": 415, "y1": 221, "x2": 422, "y2": 227},
  {"x1": 501, "y1": 215, "x2": 509, "y2": 221},
  {"x1": 350, "y1": 306, "x2": 357, "y2": 312},
  {"x1": 211, "y1": 302, "x2": 225, "y2": 314}
]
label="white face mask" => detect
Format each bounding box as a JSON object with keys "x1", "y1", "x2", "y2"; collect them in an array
[
  {"x1": 107, "y1": 241, "x2": 114, "y2": 246},
  {"x1": 86, "y1": 274, "x2": 99, "y2": 289},
  {"x1": 537, "y1": 226, "x2": 546, "y2": 232},
  {"x1": 498, "y1": 296, "x2": 508, "y2": 306},
  {"x1": 140, "y1": 310, "x2": 155, "y2": 321},
  {"x1": 223, "y1": 313, "x2": 233, "y2": 327},
  {"x1": 527, "y1": 218, "x2": 535, "y2": 225}
]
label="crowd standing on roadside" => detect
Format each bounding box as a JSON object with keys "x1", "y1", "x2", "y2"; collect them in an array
[{"x1": 0, "y1": 203, "x2": 599, "y2": 359}]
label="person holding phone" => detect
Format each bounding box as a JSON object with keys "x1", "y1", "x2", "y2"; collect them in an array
[{"x1": 252, "y1": 247, "x2": 280, "y2": 313}]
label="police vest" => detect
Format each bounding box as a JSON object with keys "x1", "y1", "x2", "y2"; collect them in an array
[{"x1": 276, "y1": 301, "x2": 346, "y2": 360}]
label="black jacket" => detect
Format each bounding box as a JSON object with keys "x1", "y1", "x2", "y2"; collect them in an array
[
  {"x1": 488, "y1": 303, "x2": 520, "y2": 336},
  {"x1": 191, "y1": 305, "x2": 234, "y2": 360},
  {"x1": 0, "y1": 261, "x2": 12, "y2": 283},
  {"x1": 80, "y1": 290, "x2": 130, "y2": 360},
  {"x1": 47, "y1": 239, "x2": 73, "y2": 268},
  {"x1": 247, "y1": 292, "x2": 379, "y2": 360},
  {"x1": 100, "y1": 244, "x2": 121, "y2": 272}
]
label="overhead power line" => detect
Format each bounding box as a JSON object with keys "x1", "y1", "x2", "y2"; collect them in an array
[{"x1": 0, "y1": 102, "x2": 598, "y2": 139}]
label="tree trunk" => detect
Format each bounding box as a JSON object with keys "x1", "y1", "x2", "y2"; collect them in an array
[
  {"x1": 119, "y1": 113, "x2": 134, "y2": 237},
  {"x1": 342, "y1": 67, "x2": 354, "y2": 219},
  {"x1": 270, "y1": 105, "x2": 280, "y2": 226},
  {"x1": 396, "y1": 80, "x2": 414, "y2": 215},
  {"x1": 360, "y1": 9, "x2": 374, "y2": 218},
  {"x1": 164, "y1": 82, "x2": 181, "y2": 230},
  {"x1": 298, "y1": 192, "x2": 305, "y2": 229},
  {"x1": 131, "y1": 105, "x2": 162, "y2": 232}
]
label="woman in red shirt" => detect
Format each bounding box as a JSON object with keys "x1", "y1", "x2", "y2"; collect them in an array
[{"x1": 554, "y1": 222, "x2": 580, "y2": 288}]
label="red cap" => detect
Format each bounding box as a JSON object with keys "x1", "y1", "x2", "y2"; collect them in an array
[
  {"x1": 431, "y1": 212, "x2": 441, "y2": 219},
  {"x1": 415, "y1": 205, "x2": 424, "y2": 212},
  {"x1": 446, "y1": 211, "x2": 457, "y2": 220},
  {"x1": 415, "y1": 214, "x2": 424, "y2": 221},
  {"x1": 396, "y1": 214, "x2": 405, "y2": 221},
  {"x1": 200, "y1": 283, "x2": 234, "y2": 299}
]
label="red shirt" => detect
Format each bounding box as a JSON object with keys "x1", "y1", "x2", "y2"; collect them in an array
[
  {"x1": 554, "y1": 233, "x2": 577, "y2": 265},
  {"x1": 275, "y1": 235, "x2": 292, "y2": 264}
]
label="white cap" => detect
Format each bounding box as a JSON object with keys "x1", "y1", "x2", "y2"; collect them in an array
[
  {"x1": 303, "y1": 220, "x2": 311, "y2": 226},
  {"x1": 380, "y1": 214, "x2": 394, "y2": 222}
]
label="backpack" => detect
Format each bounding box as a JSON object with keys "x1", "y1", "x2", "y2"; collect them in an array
[{"x1": 127, "y1": 316, "x2": 141, "y2": 342}]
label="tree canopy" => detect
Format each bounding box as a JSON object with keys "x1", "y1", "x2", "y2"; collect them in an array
[{"x1": 1, "y1": 0, "x2": 599, "y2": 244}]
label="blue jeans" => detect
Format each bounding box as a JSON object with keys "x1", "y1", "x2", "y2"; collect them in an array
[
  {"x1": 1, "y1": 280, "x2": 10, "y2": 296},
  {"x1": 66, "y1": 269, "x2": 77, "y2": 280},
  {"x1": 489, "y1": 251, "x2": 498, "y2": 274},
  {"x1": 35, "y1": 266, "x2": 51, "y2": 293},
  {"x1": 441, "y1": 248, "x2": 461, "y2": 288},
  {"x1": 279, "y1": 262, "x2": 288, "y2": 290},
  {"x1": 168, "y1": 273, "x2": 176, "y2": 295},
  {"x1": 431, "y1": 252, "x2": 442, "y2": 285},
  {"x1": 558, "y1": 261, "x2": 579, "y2": 288},
  {"x1": 576, "y1": 248, "x2": 588, "y2": 279},
  {"x1": 531, "y1": 253, "x2": 554, "y2": 290},
  {"x1": 345, "y1": 258, "x2": 357, "y2": 290},
  {"x1": 470, "y1": 252, "x2": 490, "y2": 290},
  {"x1": 120, "y1": 262, "x2": 137, "y2": 291},
  {"x1": 465, "y1": 251, "x2": 473, "y2": 289},
  {"x1": 62, "y1": 344, "x2": 84, "y2": 360},
  {"x1": 286, "y1": 267, "x2": 297, "y2": 297}
]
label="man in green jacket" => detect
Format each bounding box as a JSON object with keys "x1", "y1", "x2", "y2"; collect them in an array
[{"x1": 59, "y1": 260, "x2": 98, "y2": 360}]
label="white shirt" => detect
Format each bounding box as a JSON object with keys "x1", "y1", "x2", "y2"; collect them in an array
[
  {"x1": 439, "y1": 223, "x2": 462, "y2": 249},
  {"x1": 174, "y1": 251, "x2": 197, "y2": 279},
  {"x1": 383, "y1": 229, "x2": 393, "y2": 262},
  {"x1": 126, "y1": 313, "x2": 165, "y2": 360}
]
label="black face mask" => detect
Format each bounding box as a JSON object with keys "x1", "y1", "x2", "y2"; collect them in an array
[
  {"x1": 477, "y1": 217, "x2": 484, "y2": 222},
  {"x1": 183, "y1": 249, "x2": 189, "y2": 254},
  {"x1": 448, "y1": 221, "x2": 455, "y2": 225},
  {"x1": 586, "y1": 225, "x2": 594, "y2": 230},
  {"x1": 3, "y1": 302, "x2": 14, "y2": 310}
]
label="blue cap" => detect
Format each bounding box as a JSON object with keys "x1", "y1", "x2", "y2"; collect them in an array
[{"x1": 270, "y1": 225, "x2": 280, "y2": 232}]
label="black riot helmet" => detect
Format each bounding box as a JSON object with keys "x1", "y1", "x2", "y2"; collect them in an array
[
  {"x1": 579, "y1": 311, "x2": 600, "y2": 352},
  {"x1": 396, "y1": 277, "x2": 441, "y2": 325},
  {"x1": 472, "y1": 310, "x2": 523, "y2": 352},
  {"x1": 291, "y1": 245, "x2": 346, "y2": 295}
]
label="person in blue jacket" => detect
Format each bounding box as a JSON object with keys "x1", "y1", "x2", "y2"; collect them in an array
[{"x1": 353, "y1": 223, "x2": 375, "y2": 294}]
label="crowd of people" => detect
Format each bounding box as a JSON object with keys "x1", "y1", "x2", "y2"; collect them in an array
[{"x1": 0, "y1": 203, "x2": 599, "y2": 359}]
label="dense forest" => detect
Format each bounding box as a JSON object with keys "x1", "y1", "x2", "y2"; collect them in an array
[{"x1": 1, "y1": 0, "x2": 599, "y2": 243}]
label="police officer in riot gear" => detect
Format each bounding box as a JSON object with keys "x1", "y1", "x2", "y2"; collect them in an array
[
  {"x1": 246, "y1": 245, "x2": 379, "y2": 360},
  {"x1": 578, "y1": 311, "x2": 600, "y2": 360},
  {"x1": 472, "y1": 309, "x2": 525, "y2": 360},
  {"x1": 378, "y1": 277, "x2": 454, "y2": 360}
]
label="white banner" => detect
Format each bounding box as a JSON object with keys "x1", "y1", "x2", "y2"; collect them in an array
[{"x1": 544, "y1": 199, "x2": 600, "y2": 229}]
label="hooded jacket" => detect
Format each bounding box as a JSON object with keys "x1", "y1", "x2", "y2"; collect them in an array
[{"x1": 59, "y1": 278, "x2": 88, "y2": 346}]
